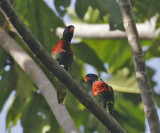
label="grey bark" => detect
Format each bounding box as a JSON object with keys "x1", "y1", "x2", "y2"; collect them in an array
[
  {"x1": 118, "y1": 0, "x2": 160, "y2": 132},
  {"x1": 0, "y1": 27, "x2": 79, "y2": 133}
]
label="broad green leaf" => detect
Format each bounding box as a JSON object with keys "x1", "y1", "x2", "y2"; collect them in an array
[
  {"x1": 107, "y1": 68, "x2": 140, "y2": 94},
  {"x1": 83, "y1": 6, "x2": 101, "y2": 23},
  {"x1": 21, "y1": 93, "x2": 60, "y2": 133},
  {"x1": 115, "y1": 94, "x2": 145, "y2": 133},
  {"x1": 67, "y1": 7, "x2": 83, "y2": 23},
  {"x1": 75, "y1": 0, "x2": 107, "y2": 20},
  {"x1": 156, "y1": 15, "x2": 160, "y2": 29},
  {"x1": 0, "y1": 48, "x2": 8, "y2": 69},
  {"x1": 6, "y1": 64, "x2": 35, "y2": 130},
  {"x1": 71, "y1": 57, "x2": 84, "y2": 81},
  {"x1": 15, "y1": 64, "x2": 34, "y2": 101},
  {"x1": 131, "y1": 0, "x2": 160, "y2": 22},
  {"x1": 147, "y1": 37, "x2": 160, "y2": 57},
  {"x1": 75, "y1": 0, "x2": 123, "y2": 30},
  {"x1": 83, "y1": 39, "x2": 133, "y2": 73},
  {"x1": 72, "y1": 42, "x2": 106, "y2": 71},
  {"x1": 0, "y1": 66, "x2": 17, "y2": 112},
  {"x1": 54, "y1": 0, "x2": 71, "y2": 17},
  {"x1": 154, "y1": 91, "x2": 160, "y2": 107},
  {"x1": 75, "y1": 0, "x2": 91, "y2": 19},
  {"x1": 15, "y1": 0, "x2": 64, "y2": 51},
  {"x1": 147, "y1": 66, "x2": 160, "y2": 107},
  {"x1": 99, "y1": 0, "x2": 123, "y2": 30},
  {"x1": 6, "y1": 94, "x2": 30, "y2": 131}
]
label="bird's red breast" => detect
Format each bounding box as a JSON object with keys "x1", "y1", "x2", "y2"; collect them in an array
[
  {"x1": 92, "y1": 80, "x2": 111, "y2": 96},
  {"x1": 52, "y1": 39, "x2": 73, "y2": 56}
]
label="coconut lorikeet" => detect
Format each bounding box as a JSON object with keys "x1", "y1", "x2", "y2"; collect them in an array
[
  {"x1": 84, "y1": 73, "x2": 114, "y2": 116},
  {"x1": 52, "y1": 25, "x2": 74, "y2": 104}
]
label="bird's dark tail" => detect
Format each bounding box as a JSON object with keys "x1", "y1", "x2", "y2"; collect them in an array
[
  {"x1": 106, "y1": 101, "x2": 114, "y2": 117},
  {"x1": 57, "y1": 79, "x2": 66, "y2": 104}
]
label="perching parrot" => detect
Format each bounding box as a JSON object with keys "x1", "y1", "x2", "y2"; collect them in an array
[
  {"x1": 84, "y1": 73, "x2": 114, "y2": 116},
  {"x1": 52, "y1": 25, "x2": 74, "y2": 104}
]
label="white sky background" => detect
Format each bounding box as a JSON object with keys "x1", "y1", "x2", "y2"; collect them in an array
[{"x1": 0, "y1": 0, "x2": 160, "y2": 132}]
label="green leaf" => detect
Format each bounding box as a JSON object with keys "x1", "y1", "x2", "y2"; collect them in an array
[
  {"x1": 156, "y1": 15, "x2": 160, "y2": 29},
  {"x1": 83, "y1": 39, "x2": 133, "y2": 73},
  {"x1": 0, "y1": 66, "x2": 17, "y2": 112},
  {"x1": 107, "y1": 68, "x2": 140, "y2": 94},
  {"x1": 99, "y1": 0, "x2": 123, "y2": 30},
  {"x1": 131, "y1": 0, "x2": 159, "y2": 22},
  {"x1": 115, "y1": 95, "x2": 145, "y2": 133},
  {"x1": 6, "y1": 94, "x2": 28, "y2": 130},
  {"x1": 72, "y1": 42, "x2": 106, "y2": 71},
  {"x1": 21, "y1": 93, "x2": 60, "y2": 133},
  {"x1": 54, "y1": 0, "x2": 71, "y2": 17},
  {"x1": 75, "y1": 0, "x2": 91, "y2": 19},
  {"x1": 153, "y1": 91, "x2": 160, "y2": 107},
  {"x1": 83, "y1": 6, "x2": 101, "y2": 23},
  {"x1": 0, "y1": 48, "x2": 8, "y2": 69},
  {"x1": 71, "y1": 57, "x2": 84, "y2": 81},
  {"x1": 75, "y1": 0, "x2": 123, "y2": 30},
  {"x1": 15, "y1": 0, "x2": 64, "y2": 51},
  {"x1": 67, "y1": 7, "x2": 83, "y2": 23},
  {"x1": 147, "y1": 37, "x2": 160, "y2": 57},
  {"x1": 15, "y1": 64, "x2": 34, "y2": 101},
  {"x1": 6, "y1": 64, "x2": 34, "y2": 130}
]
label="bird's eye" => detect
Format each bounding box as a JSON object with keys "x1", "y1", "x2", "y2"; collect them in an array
[
  {"x1": 84, "y1": 77, "x2": 90, "y2": 82},
  {"x1": 70, "y1": 26, "x2": 74, "y2": 32}
]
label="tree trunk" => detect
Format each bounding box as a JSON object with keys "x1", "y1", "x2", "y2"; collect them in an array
[{"x1": 118, "y1": 0, "x2": 160, "y2": 132}]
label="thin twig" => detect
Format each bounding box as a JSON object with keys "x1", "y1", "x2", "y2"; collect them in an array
[
  {"x1": 118, "y1": 0, "x2": 160, "y2": 132},
  {"x1": 0, "y1": 0, "x2": 126, "y2": 132}
]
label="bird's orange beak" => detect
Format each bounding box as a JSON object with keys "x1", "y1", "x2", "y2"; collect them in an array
[
  {"x1": 70, "y1": 26, "x2": 74, "y2": 33},
  {"x1": 84, "y1": 76, "x2": 90, "y2": 82}
]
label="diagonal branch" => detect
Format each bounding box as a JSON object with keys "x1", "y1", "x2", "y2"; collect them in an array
[
  {"x1": 0, "y1": 27, "x2": 79, "y2": 133},
  {"x1": 118, "y1": 0, "x2": 160, "y2": 133},
  {"x1": 0, "y1": 0, "x2": 126, "y2": 132}
]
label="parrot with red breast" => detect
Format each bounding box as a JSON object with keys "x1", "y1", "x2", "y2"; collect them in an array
[
  {"x1": 52, "y1": 25, "x2": 74, "y2": 104},
  {"x1": 84, "y1": 73, "x2": 114, "y2": 116}
]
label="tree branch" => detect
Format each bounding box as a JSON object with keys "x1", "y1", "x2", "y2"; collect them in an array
[
  {"x1": 56, "y1": 19, "x2": 160, "y2": 39},
  {"x1": 0, "y1": 27, "x2": 79, "y2": 133},
  {"x1": 0, "y1": 0, "x2": 126, "y2": 132},
  {"x1": 118, "y1": 0, "x2": 160, "y2": 132}
]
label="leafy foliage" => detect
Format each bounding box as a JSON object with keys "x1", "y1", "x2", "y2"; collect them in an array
[
  {"x1": 115, "y1": 94, "x2": 145, "y2": 133},
  {"x1": 0, "y1": 0, "x2": 160, "y2": 133},
  {"x1": 107, "y1": 68, "x2": 140, "y2": 93},
  {"x1": 148, "y1": 37, "x2": 160, "y2": 57},
  {"x1": 72, "y1": 42, "x2": 106, "y2": 71},
  {"x1": 15, "y1": 0, "x2": 64, "y2": 51},
  {"x1": 75, "y1": 0, "x2": 123, "y2": 30},
  {"x1": 21, "y1": 93, "x2": 60, "y2": 133},
  {"x1": 0, "y1": 49, "x2": 17, "y2": 112},
  {"x1": 54, "y1": 0, "x2": 71, "y2": 17}
]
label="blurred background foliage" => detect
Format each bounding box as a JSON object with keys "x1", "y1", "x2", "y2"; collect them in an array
[{"x1": 0, "y1": 0, "x2": 160, "y2": 132}]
